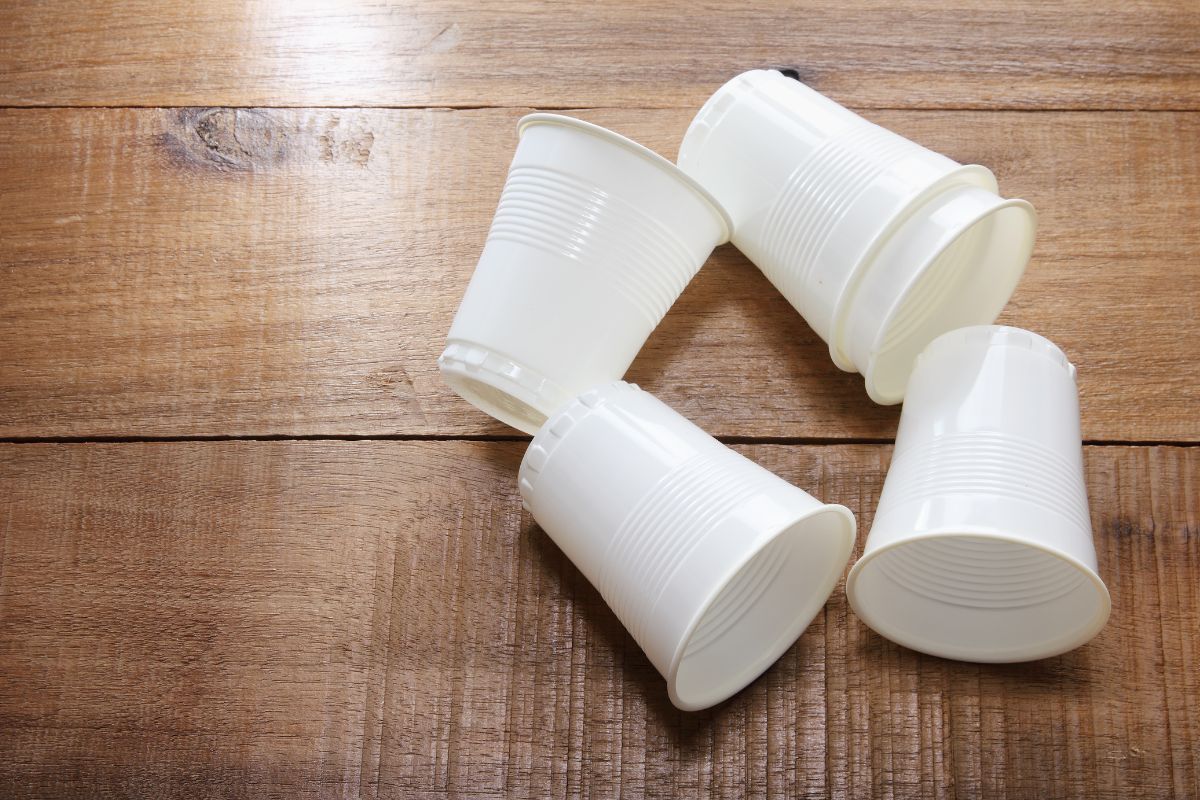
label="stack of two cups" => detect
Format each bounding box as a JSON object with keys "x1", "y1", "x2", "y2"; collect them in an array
[{"x1": 440, "y1": 70, "x2": 1108, "y2": 710}]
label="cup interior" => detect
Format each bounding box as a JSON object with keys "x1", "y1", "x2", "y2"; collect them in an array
[
  {"x1": 863, "y1": 199, "x2": 1036, "y2": 404},
  {"x1": 668, "y1": 505, "x2": 853, "y2": 710},
  {"x1": 847, "y1": 533, "x2": 1110, "y2": 662}
]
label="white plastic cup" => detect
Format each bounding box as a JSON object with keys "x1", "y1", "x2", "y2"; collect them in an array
[
  {"x1": 518, "y1": 381, "x2": 855, "y2": 710},
  {"x1": 677, "y1": 70, "x2": 1037, "y2": 404},
  {"x1": 440, "y1": 114, "x2": 732, "y2": 434},
  {"x1": 846, "y1": 326, "x2": 1110, "y2": 662}
]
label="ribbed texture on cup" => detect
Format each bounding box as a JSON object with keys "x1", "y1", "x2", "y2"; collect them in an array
[
  {"x1": 757, "y1": 124, "x2": 923, "y2": 294},
  {"x1": 870, "y1": 536, "x2": 1088, "y2": 609},
  {"x1": 597, "y1": 448, "x2": 771, "y2": 649},
  {"x1": 488, "y1": 165, "x2": 700, "y2": 326},
  {"x1": 879, "y1": 431, "x2": 1091, "y2": 537},
  {"x1": 681, "y1": 534, "x2": 789, "y2": 658}
]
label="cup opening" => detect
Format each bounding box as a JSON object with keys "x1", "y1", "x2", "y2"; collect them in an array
[
  {"x1": 864, "y1": 199, "x2": 1036, "y2": 404},
  {"x1": 518, "y1": 113, "x2": 733, "y2": 242},
  {"x1": 847, "y1": 533, "x2": 1110, "y2": 662},
  {"x1": 668, "y1": 505, "x2": 854, "y2": 711}
]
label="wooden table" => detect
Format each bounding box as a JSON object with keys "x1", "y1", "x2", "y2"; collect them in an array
[{"x1": 1, "y1": 2, "x2": 1197, "y2": 797}]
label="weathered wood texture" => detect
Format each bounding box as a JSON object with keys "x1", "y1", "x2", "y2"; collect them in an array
[
  {"x1": 1, "y1": 1, "x2": 1198, "y2": 109},
  {"x1": 2, "y1": 2, "x2": 1198, "y2": 797},
  {"x1": 0, "y1": 442, "x2": 1195, "y2": 798},
  {"x1": 2, "y1": 108, "x2": 1197, "y2": 441}
]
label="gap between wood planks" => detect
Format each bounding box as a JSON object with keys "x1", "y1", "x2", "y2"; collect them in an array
[
  {"x1": 2, "y1": 104, "x2": 1199, "y2": 113},
  {"x1": 1, "y1": 434, "x2": 1196, "y2": 447}
]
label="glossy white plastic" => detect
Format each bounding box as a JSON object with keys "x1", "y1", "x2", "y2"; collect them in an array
[
  {"x1": 846, "y1": 326, "x2": 1110, "y2": 662},
  {"x1": 677, "y1": 70, "x2": 1037, "y2": 404},
  {"x1": 519, "y1": 382, "x2": 855, "y2": 710},
  {"x1": 440, "y1": 114, "x2": 732, "y2": 434}
]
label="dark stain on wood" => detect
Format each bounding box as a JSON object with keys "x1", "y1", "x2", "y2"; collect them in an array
[{"x1": 157, "y1": 108, "x2": 289, "y2": 172}]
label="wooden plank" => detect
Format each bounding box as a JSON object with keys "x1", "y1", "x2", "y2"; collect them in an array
[
  {"x1": 0, "y1": 441, "x2": 1195, "y2": 797},
  {"x1": 2, "y1": 108, "x2": 1196, "y2": 442},
  {"x1": 0, "y1": 1, "x2": 1198, "y2": 110},
  {"x1": 824, "y1": 445, "x2": 1200, "y2": 799},
  {"x1": 0, "y1": 441, "x2": 408, "y2": 797}
]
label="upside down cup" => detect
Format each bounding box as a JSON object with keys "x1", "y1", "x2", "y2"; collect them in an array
[
  {"x1": 846, "y1": 326, "x2": 1111, "y2": 662},
  {"x1": 519, "y1": 382, "x2": 855, "y2": 710},
  {"x1": 677, "y1": 70, "x2": 1037, "y2": 404},
  {"x1": 440, "y1": 114, "x2": 732, "y2": 434}
]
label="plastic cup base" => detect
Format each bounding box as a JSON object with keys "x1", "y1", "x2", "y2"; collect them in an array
[{"x1": 438, "y1": 340, "x2": 571, "y2": 435}]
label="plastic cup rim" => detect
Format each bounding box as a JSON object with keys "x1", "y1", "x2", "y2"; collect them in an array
[
  {"x1": 846, "y1": 528, "x2": 1111, "y2": 663},
  {"x1": 825, "y1": 164, "x2": 1000, "y2": 372},
  {"x1": 666, "y1": 501, "x2": 856, "y2": 711},
  {"x1": 517, "y1": 112, "x2": 734, "y2": 242},
  {"x1": 858, "y1": 195, "x2": 1037, "y2": 404}
]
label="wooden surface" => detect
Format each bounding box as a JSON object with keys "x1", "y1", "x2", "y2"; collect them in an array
[
  {"x1": 0, "y1": 1, "x2": 1198, "y2": 798},
  {"x1": 2, "y1": 108, "x2": 1197, "y2": 441},
  {"x1": 1, "y1": 0, "x2": 1199, "y2": 109},
  {"x1": 0, "y1": 444, "x2": 1196, "y2": 799}
]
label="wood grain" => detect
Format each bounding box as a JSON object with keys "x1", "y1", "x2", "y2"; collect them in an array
[
  {"x1": 0, "y1": 441, "x2": 404, "y2": 797},
  {"x1": 1, "y1": 107, "x2": 1196, "y2": 442},
  {"x1": 1, "y1": 2, "x2": 1196, "y2": 798},
  {"x1": 1, "y1": 0, "x2": 1198, "y2": 110},
  {"x1": 0, "y1": 441, "x2": 1194, "y2": 798}
]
